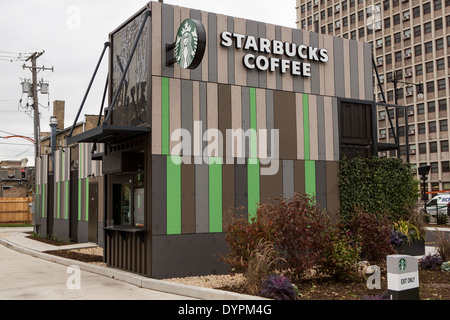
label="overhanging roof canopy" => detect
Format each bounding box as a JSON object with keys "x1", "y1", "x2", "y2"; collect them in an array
[{"x1": 66, "y1": 125, "x2": 150, "y2": 145}]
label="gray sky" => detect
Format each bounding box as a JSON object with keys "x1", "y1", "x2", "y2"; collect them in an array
[{"x1": 0, "y1": 0, "x2": 296, "y2": 166}]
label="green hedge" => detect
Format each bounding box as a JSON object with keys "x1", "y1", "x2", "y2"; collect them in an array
[{"x1": 339, "y1": 156, "x2": 420, "y2": 223}]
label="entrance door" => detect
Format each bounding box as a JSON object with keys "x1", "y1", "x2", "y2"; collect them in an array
[{"x1": 88, "y1": 182, "x2": 98, "y2": 243}]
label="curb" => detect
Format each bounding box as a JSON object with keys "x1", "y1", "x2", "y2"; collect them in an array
[{"x1": 0, "y1": 237, "x2": 264, "y2": 300}]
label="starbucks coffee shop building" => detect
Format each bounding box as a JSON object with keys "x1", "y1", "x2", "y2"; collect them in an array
[{"x1": 65, "y1": 1, "x2": 375, "y2": 279}]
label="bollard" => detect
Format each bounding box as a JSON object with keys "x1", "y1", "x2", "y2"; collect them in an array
[{"x1": 387, "y1": 255, "x2": 419, "y2": 300}]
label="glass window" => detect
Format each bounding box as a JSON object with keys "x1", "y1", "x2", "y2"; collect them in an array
[
  {"x1": 435, "y1": 18, "x2": 443, "y2": 30},
  {"x1": 439, "y1": 99, "x2": 447, "y2": 111},
  {"x1": 431, "y1": 162, "x2": 439, "y2": 173},
  {"x1": 428, "y1": 101, "x2": 436, "y2": 113},
  {"x1": 436, "y1": 38, "x2": 444, "y2": 50},
  {"x1": 435, "y1": 0, "x2": 442, "y2": 10},
  {"x1": 426, "y1": 61, "x2": 434, "y2": 73},
  {"x1": 418, "y1": 103, "x2": 425, "y2": 114},
  {"x1": 427, "y1": 81, "x2": 435, "y2": 93},
  {"x1": 414, "y1": 25, "x2": 421, "y2": 37},
  {"x1": 438, "y1": 79, "x2": 446, "y2": 90},
  {"x1": 429, "y1": 121, "x2": 437, "y2": 133},
  {"x1": 425, "y1": 41, "x2": 433, "y2": 53},
  {"x1": 424, "y1": 22, "x2": 432, "y2": 34},
  {"x1": 437, "y1": 58, "x2": 445, "y2": 70},
  {"x1": 416, "y1": 64, "x2": 423, "y2": 75},
  {"x1": 415, "y1": 44, "x2": 422, "y2": 56},
  {"x1": 418, "y1": 122, "x2": 426, "y2": 134},
  {"x1": 423, "y1": 2, "x2": 431, "y2": 15},
  {"x1": 442, "y1": 140, "x2": 449, "y2": 151},
  {"x1": 441, "y1": 120, "x2": 449, "y2": 131},
  {"x1": 413, "y1": 6, "x2": 421, "y2": 18},
  {"x1": 430, "y1": 141, "x2": 438, "y2": 153},
  {"x1": 419, "y1": 143, "x2": 427, "y2": 154},
  {"x1": 442, "y1": 161, "x2": 450, "y2": 173}
]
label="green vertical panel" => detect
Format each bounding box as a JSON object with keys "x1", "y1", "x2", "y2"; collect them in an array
[
  {"x1": 78, "y1": 179, "x2": 82, "y2": 221},
  {"x1": 303, "y1": 93, "x2": 310, "y2": 161},
  {"x1": 305, "y1": 160, "x2": 316, "y2": 197},
  {"x1": 65, "y1": 180, "x2": 69, "y2": 220},
  {"x1": 209, "y1": 157, "x2": 223, "y2": 233},
  {"x1": 162, "y1": 77, "x2": 170, "y2": 155},
  {"x1": 249, "y1": 87, "x2": 257, "y2": 158},
  {"x1": 57, "y1": 181, "x2": 61, "y2": 219},
  {"x1": 247, "y1": 159, "x2": 260, "y2": 221},
  {"x1": 86, "y1": 179, "x2": 89, "y2": 222},
  {"x1": 167, "y1": 156, "x2": 181, "y2": 235}
]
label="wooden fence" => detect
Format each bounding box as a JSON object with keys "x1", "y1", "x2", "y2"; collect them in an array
[{"x1": 0, "y1": 197, "x2": 32, "y2": 224}]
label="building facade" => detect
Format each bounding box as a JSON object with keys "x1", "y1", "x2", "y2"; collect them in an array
[
  {"x1": 297, "y1": 0, "x2": 450, "y2": 197},
  {"x1": 48, "y1": 1, "x2": 378, "y2": 279}
]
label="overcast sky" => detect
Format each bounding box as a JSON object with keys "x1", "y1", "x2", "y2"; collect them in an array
[{"x1": 0, "y1": 0, "x2": 296, "y2": 166}]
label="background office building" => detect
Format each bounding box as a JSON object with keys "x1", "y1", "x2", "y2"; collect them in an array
[{"x1": 297, "y1": 0, "x2": 450, "y2": 197}]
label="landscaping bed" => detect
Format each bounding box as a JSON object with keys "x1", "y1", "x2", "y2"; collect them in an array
[{"x1": 42, "y1": 245, "x2": 449, "y2": 300}]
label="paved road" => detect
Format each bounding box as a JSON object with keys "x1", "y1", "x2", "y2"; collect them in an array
[{"x1": 0, "y1": 244, "x2": 195, "y2": 300}]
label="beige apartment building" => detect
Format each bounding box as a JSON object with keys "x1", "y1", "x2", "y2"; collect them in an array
[{"x1": 297, "y1": 0, "x2": 450, "y2": 197}]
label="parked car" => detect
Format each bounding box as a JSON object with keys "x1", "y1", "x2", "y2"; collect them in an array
[{"x1": 425, "y1": 194, "x2": 450, "y2": 216}]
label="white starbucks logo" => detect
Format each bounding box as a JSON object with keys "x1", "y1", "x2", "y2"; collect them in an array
[{"x1": 174, "y1": 19, "x2": 206, "y2": 70}]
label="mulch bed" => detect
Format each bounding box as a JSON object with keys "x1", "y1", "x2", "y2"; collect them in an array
[
  {"x1": 219, "y1": 268, "x2": 450, "y2": 300},
  {"x1": 26, "y1": 228, "x2": 450, "y2": 300}
]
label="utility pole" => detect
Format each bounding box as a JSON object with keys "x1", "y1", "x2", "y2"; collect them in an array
[{"x1": 23, "y1": 51, "x2": 53, "y2": 160}]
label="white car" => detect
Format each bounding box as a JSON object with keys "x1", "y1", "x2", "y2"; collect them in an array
[{"x1": 425, "y1": 195, "x2": 450, "y2": 216}]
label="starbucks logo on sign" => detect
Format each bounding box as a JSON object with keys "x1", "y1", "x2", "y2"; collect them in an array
[
  {"x1": 399, "y1": 258, "x2": 407, "y2": 271},
  {"x1": 175, "y1": 19, "x2": 206, "y2": 70}
]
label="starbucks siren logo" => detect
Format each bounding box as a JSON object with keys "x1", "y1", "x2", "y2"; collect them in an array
[
  {"x1": 399, "y1": 258, "x2": 407, "y2": 271},
  {"x1": 175, "y1": 19, "x2": 206, "y2": 70}
]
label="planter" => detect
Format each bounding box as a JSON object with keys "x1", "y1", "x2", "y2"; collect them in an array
[{"x1": 394, "y1": 239, "x2": 425, "y2": 256}]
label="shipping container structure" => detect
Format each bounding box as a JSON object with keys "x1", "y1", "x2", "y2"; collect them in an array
[{"x1": 38, "y1": 2, "x2": 376, "y2": 279}]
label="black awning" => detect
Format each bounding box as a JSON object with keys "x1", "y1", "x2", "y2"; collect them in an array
[{"x1": 66, "y1": 125, "x2": 150, "y2": 145}]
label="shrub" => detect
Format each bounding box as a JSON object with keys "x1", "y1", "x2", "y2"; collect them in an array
[
  {"x1": 419, "y1": 254, "x2": 443, "y2": 270},
  {"x1": 348, "y1": 208, "x2": 396, "y2": 264},
  {"x1": 222, "y1": 205, "x2": 277, "y2": 272},
  {"x1": 433, "y1": 229, "x2": 450, "y2": 262},
  {"x1": 260, "y1": 274, "x2": 298, "y2": 300},
  {"x1": 339, "y1": 156, "x2": 419, "y2": 223},
  {"x1": 319, "y1": 228, "x2": 362, "y2": 281},
  {"x1": 270, "y1": 193, "x2": 333, "y2": 277},
  {"x1": 244, "y1": 240, "x2": 285, "y2": 296}
]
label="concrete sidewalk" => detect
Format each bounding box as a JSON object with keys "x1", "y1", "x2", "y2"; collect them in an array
[{"x1": 0, "y1": 227, "x2": 261, "y2": 300}]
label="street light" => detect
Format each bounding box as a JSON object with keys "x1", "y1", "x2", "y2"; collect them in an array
[{"x1": 391, "y1": 75, "x2": 424, "y2": 163}]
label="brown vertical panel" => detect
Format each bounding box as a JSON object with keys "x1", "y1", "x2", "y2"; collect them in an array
[
  {"x1": 260, "y1": 163, "x2": 283, "y2": 204},
  {"x1": 294, "y1": 160, "x2": 305, "y2": 195},
  {"x1": 234, "y1": 17, "x2": 246, "y2": 87},
  {"x1": 265, "y1": 24, "x2": 276, "y2": 90},
  {"x1": 273, "y1": 90, "x2": 297, "y2": 160},
  {"x1": 182, "y1": 161, "x2": 196, "y2": 234},
  {"x1": 151, "y1": 1, "x2": 162, "y2": 76},
  {"x1": 326, "y1": 161, "x2": 340, "y2": 216},
  {"x1": 222, "y1": 161, "x2": 235, "y2": 227},
  {"x1": 218, "y1": 84, "x2": 231, "y2": 159},
  {"x1": 201, "y1": 11, "x2": 209, "y2": 82},
  {"x1": 217, "y1": 14, "x2": 228, "y2": 84},
  {"x1": 281, "y1": 26, "x2": 293, "y2": 92}
]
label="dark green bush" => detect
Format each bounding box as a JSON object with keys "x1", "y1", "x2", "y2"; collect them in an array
[{"x1": 339, "y1": 156, "x2": 420, "y2": 223}]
